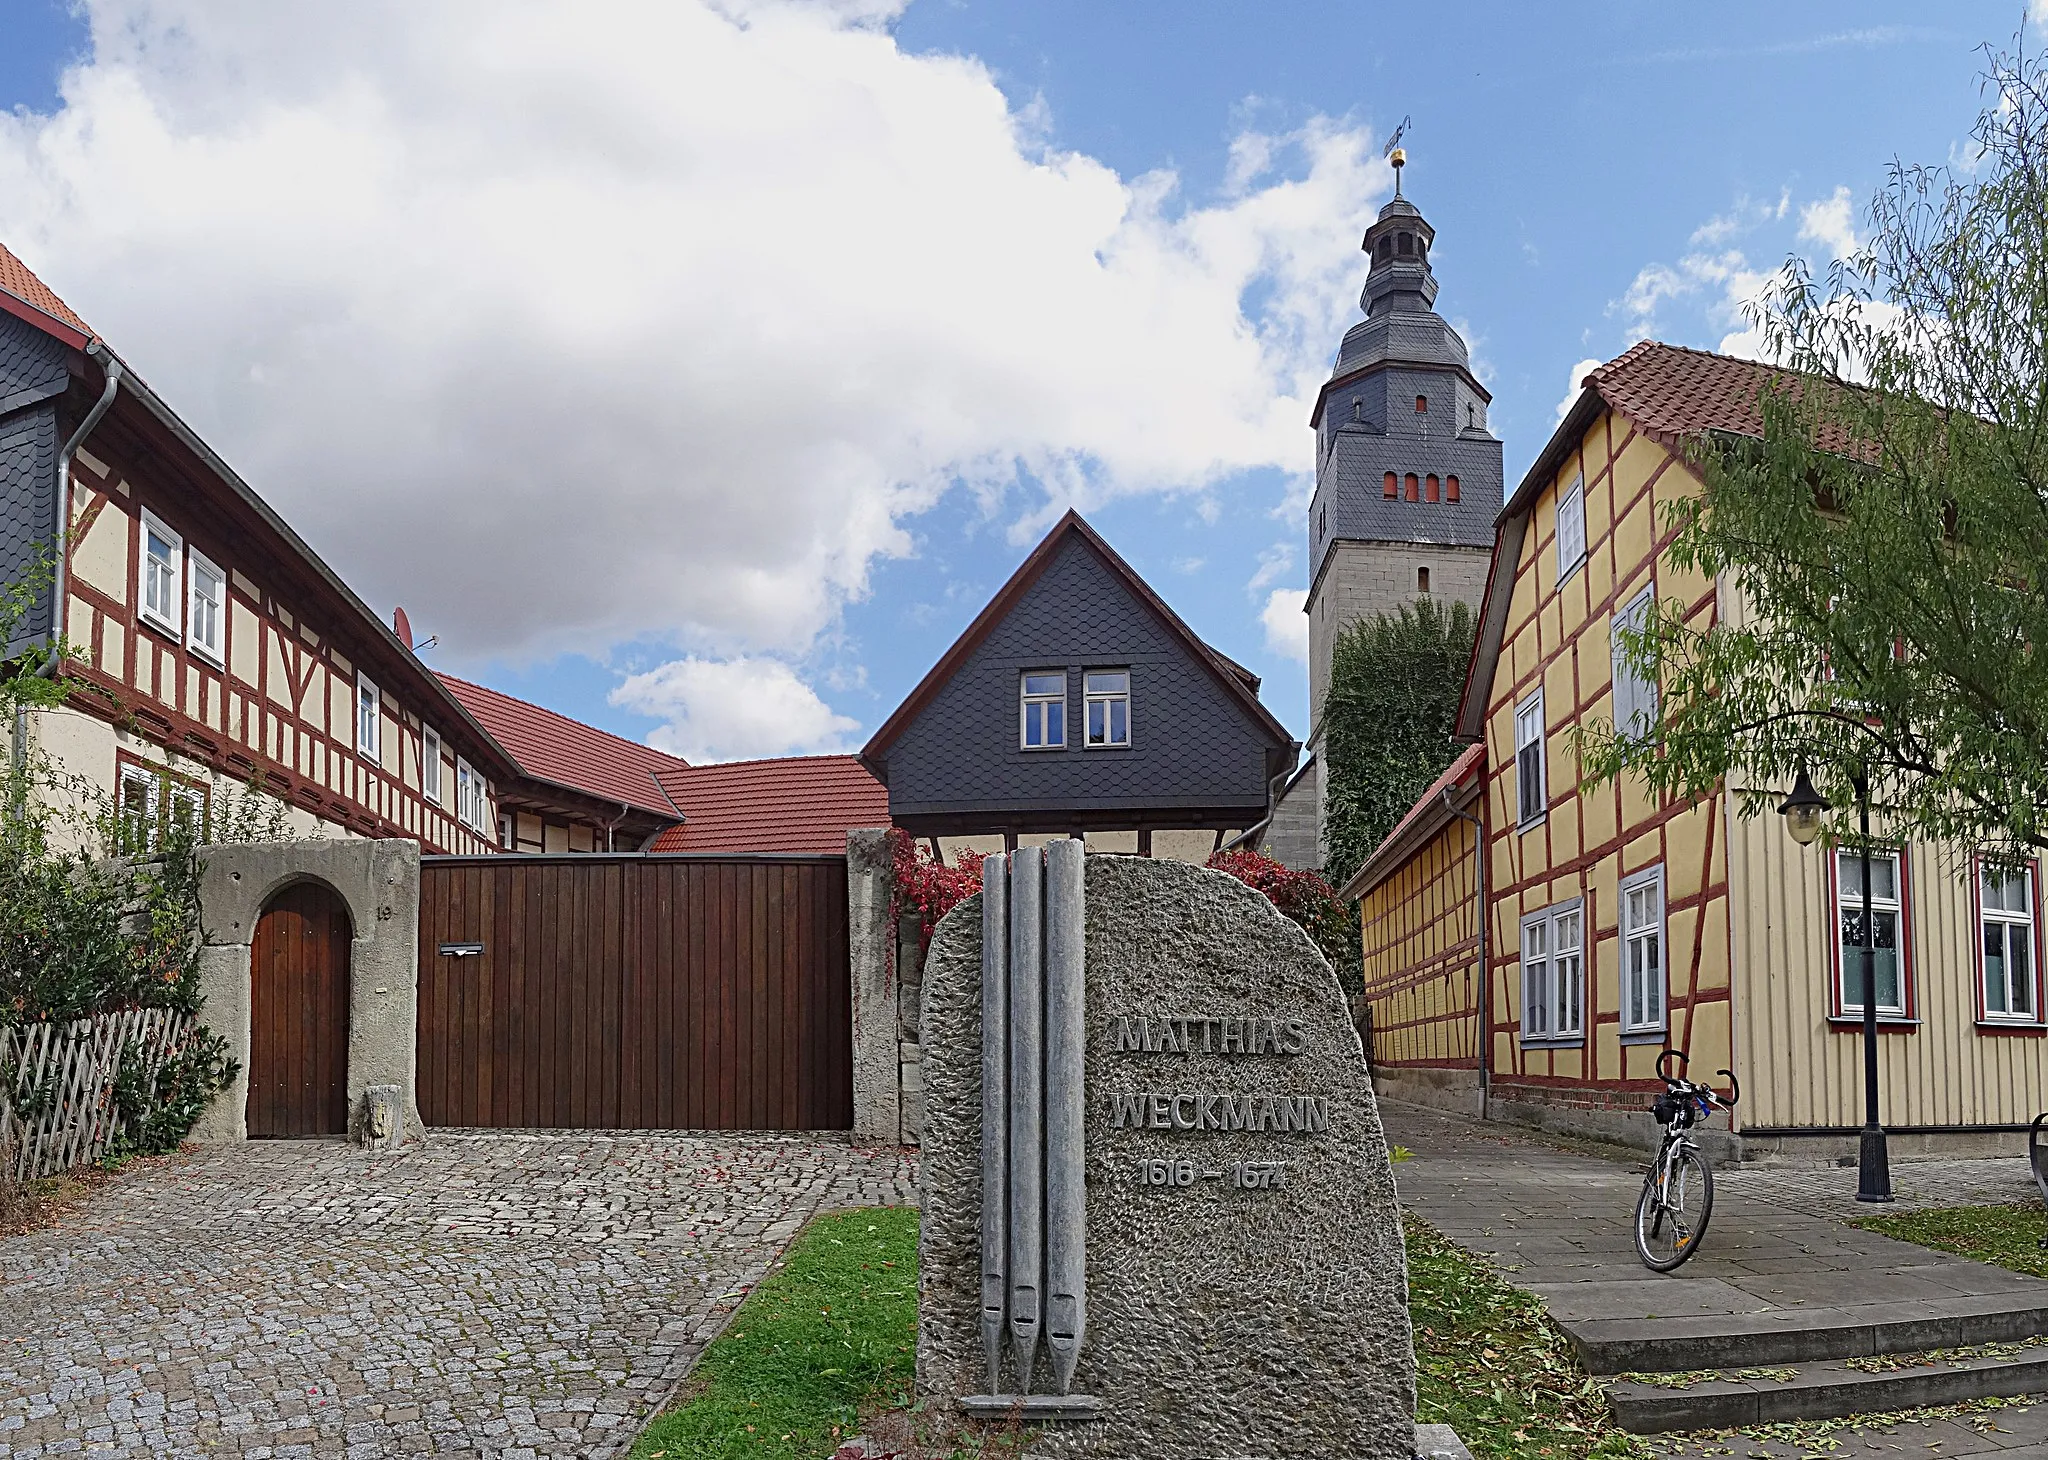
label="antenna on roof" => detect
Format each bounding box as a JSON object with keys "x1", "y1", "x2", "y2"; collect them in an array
[{"x1": 1383, "y1": 115, "x2": 1411, "y2": 197}]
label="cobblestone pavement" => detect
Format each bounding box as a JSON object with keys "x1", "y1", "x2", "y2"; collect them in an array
[
  {"x1": 0, "y1": 1131, "x2": 917, "y2": 1459},
  {"x1": 1716, "y1": 1155, "x2": 2040, "y2": 1220}
]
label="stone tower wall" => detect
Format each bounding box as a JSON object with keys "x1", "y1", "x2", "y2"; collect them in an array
[{"x1": 1305, "y1": 540, "x2": 1490, "y2": 727}]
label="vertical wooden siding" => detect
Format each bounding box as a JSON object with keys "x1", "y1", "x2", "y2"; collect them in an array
[
  {"x1": 1360, "y1": 815, "x2": 1482, "y2": 1070},
  {"x1": 1726, "y1": 808, "x2": 2048, "y2": 1130},
  {"x1": 416, "y1": 855, "x2": 852, "y2": 1130}
]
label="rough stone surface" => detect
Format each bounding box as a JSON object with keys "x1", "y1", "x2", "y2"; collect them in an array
[
  {"x1": 847, "y1": 826, "x2": 901, "y2": 1145},
  {"x1": 918, "y1": 856, "x2": 1415, "y2": 1459},
  {"x1": 0, "y1": 1130, "x2": 917, "y2": 1457},
  {"x1": 192, "y1": 838, "x2": 425, "y2": 1144}
]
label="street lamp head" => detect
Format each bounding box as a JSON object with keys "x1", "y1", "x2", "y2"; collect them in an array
[{"x1": 1778, "y1": 766, "x2": 1827, "y2": 846}]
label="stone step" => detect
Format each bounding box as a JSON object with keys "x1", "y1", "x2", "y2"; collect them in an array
[
  {"x1": 1605, "y1": 1344, "x2": 2048, "y2": 1433},
  {"x1": 1567, "y1": 1295, "x2": 2048, "y2": 1375}
]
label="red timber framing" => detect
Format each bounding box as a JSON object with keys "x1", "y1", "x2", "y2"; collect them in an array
[
  {"x1": 1350, "y1": 747, "x2": 1486, "y2": 1076},
  {"x1": 1476, "y1": 405, "x2": 1733, "y2": 1113},
  {"x1": 48, "y1": 382, "x2": 513, "y2": 853}
]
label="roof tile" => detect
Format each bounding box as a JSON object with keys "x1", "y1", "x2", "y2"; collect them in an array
[
  {"x1": 0, "y1": 241, "x2": 91, "y2": 337},
  {"x1": 649, "y1": 756, "x2": 891, "y2": 855},
  {"x1": 438, "y1": 673, "x2": 687, "y2": 817}
]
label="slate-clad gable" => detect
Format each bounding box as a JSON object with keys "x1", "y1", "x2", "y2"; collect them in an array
[
  {"x1": 0, "y1": 313, "x2": 68, "y2": 658},
  {"x1": 869, "y1": 523, "x2": 1293, "y2": 834}
]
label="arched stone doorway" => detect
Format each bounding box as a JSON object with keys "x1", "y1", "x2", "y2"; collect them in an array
[{"x1": 248, "y1": 880, "x2": 353, "y2": 1136}]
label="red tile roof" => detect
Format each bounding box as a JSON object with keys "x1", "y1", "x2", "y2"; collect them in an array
[
  {"x1": 438, "y1": 673, "x2": 688, "y2": 818},
  {"x1": 649, "y1": 756, "x2": 891, "y2": 855},
  {"x1": 0, "y1": 240, "x2": 92, "y2": 337}
]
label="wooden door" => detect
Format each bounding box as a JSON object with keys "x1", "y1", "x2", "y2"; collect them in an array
[{"x1": 249, "y1": 880, "x2": 353, "y2": 1136}]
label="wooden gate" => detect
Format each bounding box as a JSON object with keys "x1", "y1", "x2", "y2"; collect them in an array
[
  {"x1": 416, "y1": 854, "x2": 852, "y2": 1130},
  {"x1": 250, "y1": 881, "x2": 353, "y2": 1136}
]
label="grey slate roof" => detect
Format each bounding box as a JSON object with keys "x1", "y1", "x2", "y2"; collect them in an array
[
  {"x1": 864, "y1": 513, "x2": 1295, "y2": 833},
  {"x1": 1308, "y1": 189, "x2": 1504, "y2": 584}
]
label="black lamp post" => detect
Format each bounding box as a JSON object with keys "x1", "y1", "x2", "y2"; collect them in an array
[{"x1": 1778, "y1": 765, "x2": 1892, "y2": 1202}]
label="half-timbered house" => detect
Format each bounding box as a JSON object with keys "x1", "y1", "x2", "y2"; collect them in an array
[
  {"x1": 1, "y1": 243, "x2": 512, "y2": 852},
  {"x1": 1347, "y1": 342, "x2": 2048, "y2": 1156}
]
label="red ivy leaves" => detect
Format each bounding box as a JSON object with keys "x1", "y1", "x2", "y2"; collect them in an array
[{"x1": 889, "y1": 828, "x2": 985, "y2": 949}]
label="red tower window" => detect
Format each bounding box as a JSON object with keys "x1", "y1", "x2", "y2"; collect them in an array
[
  {"x1": 1404, "y1": 473, "x2": 1420, "y2": 502},
  {"x1": 1446, "y1": 475, "x2": 1460, "y2": 502},
  {"x1": 1415, "y1": 395, "x2": 1428, "y2": 413},
  {"x1": 1383, "y1": 472, "x2": 1398, "y2": 499},
  {"x1": 1425, "y1": 474, "x2": 1440, "y2": 502}
]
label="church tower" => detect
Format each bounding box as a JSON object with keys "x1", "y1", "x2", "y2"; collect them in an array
[{"x1": 1270, "y1": 155, "x2": 1502, "y2": 870}]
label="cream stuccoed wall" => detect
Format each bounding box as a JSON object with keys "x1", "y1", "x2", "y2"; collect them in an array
[
  {"x1": 934, "y1": 829, "x2": 1242, "y2": 867},
  {"x1": 23, "y1": 704, "x2": 352, "y2": 854}
]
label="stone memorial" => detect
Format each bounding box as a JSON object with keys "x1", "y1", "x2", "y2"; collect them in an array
[{"x1": 918, "y1": 844, "x2": 1417, "y2": 1459}]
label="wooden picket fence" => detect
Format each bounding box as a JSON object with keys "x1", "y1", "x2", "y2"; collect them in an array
[{"x1": 0, "y1": 1009, "x2": 192, "y2": 1183}]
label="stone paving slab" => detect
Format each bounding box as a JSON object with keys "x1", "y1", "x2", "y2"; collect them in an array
[
  {"x1": 1384, "y1": 1103, "x2": 2048, "y2": 1374},
  {"x1": 0, "y1": 1131, "x2": 917, "y2": 1458}
]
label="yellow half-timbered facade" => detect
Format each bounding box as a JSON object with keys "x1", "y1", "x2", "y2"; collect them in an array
[{"x1": 1348, "y1": 342, "x2": 2048, "y2": 1154}]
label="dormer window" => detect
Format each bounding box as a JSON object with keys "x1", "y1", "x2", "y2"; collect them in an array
[
  {"x1": 1415, "y1": 395, "x2": 1428, "y2": 414},
  {"x1": 1021, "y1": 672, "x2": 1066, "y2": 749},
  {"x1": 1085, "y1": 671, "x2": 1131, "y2": 748}
]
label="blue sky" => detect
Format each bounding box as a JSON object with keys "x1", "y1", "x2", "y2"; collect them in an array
[{"x1": 0, "y1": 2, "x2": 2018, "y2": 759}]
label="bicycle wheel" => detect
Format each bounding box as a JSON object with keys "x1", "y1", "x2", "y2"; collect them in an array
[{"x1": 1634, "y1": 1147, "x2": 1714, "y2": 1271}]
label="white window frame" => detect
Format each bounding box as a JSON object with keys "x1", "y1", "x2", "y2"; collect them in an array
[
  {"x1": 421, "y1": 725, "x2": 442, "y2": 804},
  {"x1": 1514, "y1": 689, "x2": 1547, "y2": 828},
  {"x1": 1978, "y1": 859, "x2": 2039, "y2": 1023},
  {"x1": 457, "y1": 756, "x2": 489, "y2": 833},
  {"x1": 1521, "y1": 899, "x2": 1585, "y2": 1043},
  {"x1": 119, "y1": 763, "x2": 160, "y2": 850},
  {"x1": 1020, "y1": 671, "x2": 1067, "y2": 751},
  {"x1": 1556, "y1": 475, "x2": 1587, "y2": 583},
  {"x1": 1611, "y1": 583, "x2": 1656, "y2": 740},
  {"x1": 186, "y1": 548, "x2": 226, "y2": 667},
  {"x1": 1083, "y1": 669, "x2": 1131, "y2": 749},
  {"x1": 1835, "y1": 847, "x2": 1908, "y2": 1018},
  {"x1": 1620, "y1": 865, "x2": 1667, "y2": 1035},
  {"x1": 356, "y1": 673, "x2": 381, "y2": 761},
  {"x1": 138, "y1": 509, "x2": 183, "y2": 637}
]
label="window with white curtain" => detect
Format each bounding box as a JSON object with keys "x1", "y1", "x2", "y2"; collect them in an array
[
  {"x1": 139, "y1": 511, "x2": 183, "y2": 635},
  {"x1": 1621, "y1": 865, "x2": 1666, "y2": 1034},
  {"x1": 1980, "y1": 861, "x2": 2038, "y2": 1022},
  {"x1": 1556, "y1": 475, "x2": 1587, "y2": 583},
  {"x1": 1611, "y1": 583, "x2": 1656, "y2": 739},
  {"x1": 187, "y1": 550, "x2": 226, "y2": 665},
  {"x1": 1521, "y1": 900, "x2": 1584, "y2": 1042}
]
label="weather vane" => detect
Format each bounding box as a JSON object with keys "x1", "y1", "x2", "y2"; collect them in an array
[{"x1": 1384, "y1": 115, "x2": 1410, "y2": 196}]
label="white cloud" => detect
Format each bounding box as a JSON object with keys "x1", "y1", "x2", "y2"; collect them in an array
[
  {"x1": 1797, "y1": 185, "x2": 1859, "y2": 263},
  {"x1": 610, "y1": 656, "x2": 860, "y2": 762},
  {"x1": 1245, "y1": 541, "x2": 1296, "y2": 595},
  {"x1": 1556, "y1": 357, "x2": 1602, "y2": 421},
  {"x1": 0, "y1": 0, "x2": 1386, "y2": 701},
  {"x1": 1261, "y1": 588, "x2": 1308, "y2": 663}
]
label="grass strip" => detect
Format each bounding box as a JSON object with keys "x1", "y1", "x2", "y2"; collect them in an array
[
  {"x1": 1853, "y1": 1202, "x2": 2048, "y2": 1278},
  {"x1": 631, "y1": 1206, "x2": 918, "y2": 1460},
  {"x1": 1405, "y1": 1213, "x2": 1643, "y2": 1458}
]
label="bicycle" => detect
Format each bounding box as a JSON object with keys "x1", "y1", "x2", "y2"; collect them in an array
[{"x1": 1634, "y1": 1049, "x2": 1741, "y2": 1272}]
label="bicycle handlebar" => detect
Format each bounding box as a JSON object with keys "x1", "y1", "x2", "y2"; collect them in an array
[{"x1": 1654, "y1": 1049, "x2": 1740, "y2": 1108}]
